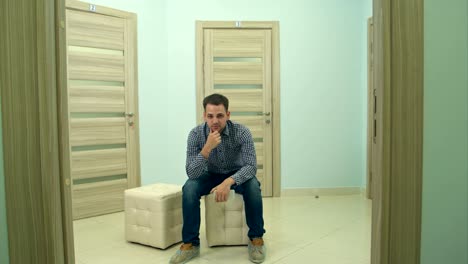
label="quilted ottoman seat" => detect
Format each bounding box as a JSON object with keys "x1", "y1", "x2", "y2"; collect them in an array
[
  {"x1": 125, "y1": 183, "x2": 182, "y2": 249},
  {"x1": 204, "y1": 190, "x2": 249, "y2": 247}
]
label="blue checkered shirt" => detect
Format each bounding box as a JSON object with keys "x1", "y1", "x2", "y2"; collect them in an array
[{"x1": 186, "y1": 120, "x2": 257, "y2": 185}]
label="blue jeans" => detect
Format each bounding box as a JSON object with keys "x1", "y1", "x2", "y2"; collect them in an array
[{"x1": 182, "y1": 172, "x2": 265, "y2": 246}]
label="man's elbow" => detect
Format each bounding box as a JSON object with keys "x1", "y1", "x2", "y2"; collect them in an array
[{"x1": 186, "y1": 168, "x2": 201, "y2": 180}]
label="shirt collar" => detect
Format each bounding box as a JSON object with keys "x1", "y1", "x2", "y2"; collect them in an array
[{"x1": 222, "y1": 121, "x2": 231, "y2": 136}]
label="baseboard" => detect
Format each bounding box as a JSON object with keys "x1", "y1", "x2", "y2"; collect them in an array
[
  {"x1": 362, "y1": 187, "x2": 367, "y2": 196},
  {"x1": 281, "y1": 187, "x2": 363, "y2": 197}
]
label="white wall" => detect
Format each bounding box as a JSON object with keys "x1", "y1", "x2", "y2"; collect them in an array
[{"x1": 86, "y1": 0, "x2": 370, "y2": 189}]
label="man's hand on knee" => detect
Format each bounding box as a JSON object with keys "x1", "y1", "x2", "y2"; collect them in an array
[{"x1": 210, "y1": 177, "x2": 235, "y2": 202}]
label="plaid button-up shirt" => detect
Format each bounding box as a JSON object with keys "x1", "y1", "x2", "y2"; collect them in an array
[{"x1": 186, "y1": 120, "x2": 257, "y2": 185}]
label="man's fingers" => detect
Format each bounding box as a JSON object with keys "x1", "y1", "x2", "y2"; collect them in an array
[{"x1": 215, "y1": 191, "x2": 228, "y2": 202}]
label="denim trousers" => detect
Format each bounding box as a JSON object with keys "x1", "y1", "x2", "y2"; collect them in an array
[{"x1": 181, "y1": 171, "x2": 265, "y2": 246}]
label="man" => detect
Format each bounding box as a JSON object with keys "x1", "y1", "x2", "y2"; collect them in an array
[{"x1": 170, "y1": 93, "x2": 266, "y2": 264}]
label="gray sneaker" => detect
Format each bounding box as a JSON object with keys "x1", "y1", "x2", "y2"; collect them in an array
[
  {"x1": 248, "y1": 238, "x2": 266, "y2": 263},
  {"x1": 169, "y1": 243, "x2": 200, "y2": 264}
]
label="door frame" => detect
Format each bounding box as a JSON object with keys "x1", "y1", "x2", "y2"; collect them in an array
[
  {"x1": 370, "y1": 0, "x2": 423, "y2": 263},
  {"x1": 0, "y1": 0, "x2": 70, "y2": 262},
  {"x1": 195, "y1": 21, "x2": 281, "y2": 197},
  {"x1": 58, "y1": 0, "x2": 75, "y2": 261},
  {"x1": 366, "y1": 17, "x2": 374, "y2": 199}
]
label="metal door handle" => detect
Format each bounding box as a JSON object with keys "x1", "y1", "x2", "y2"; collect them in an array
[
  {"x1": 263, "y1": 112, "x2": 271, "y2": 116},
  {"x1": 126, "y1": 112, "x2": 134, "y2": 117}
]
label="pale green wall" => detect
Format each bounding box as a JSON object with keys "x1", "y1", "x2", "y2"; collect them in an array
[
  {"x1": 421, "y1": 0, "x2": 468, "y2": 263},
  {"x1": 88, "y1": 0, "x2": 370, "y2": 189},
  {"x1": 362, "y1": 0, "x2": 373, "y2": 187},
  {"x1": 0, "y1": 97, "x2": 9, "y2": 263}
]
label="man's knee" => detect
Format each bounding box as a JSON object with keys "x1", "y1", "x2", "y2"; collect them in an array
[
  {"x1": 242, "y1": 177, "x2": 262, "y2": 195},
  {"x1": 182, "y1": 179, "x2": 201, "y2": 198}
]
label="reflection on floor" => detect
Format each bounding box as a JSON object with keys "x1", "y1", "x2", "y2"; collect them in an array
[{"x1": 74, "y1": 194, "x2": 372, "y2": 264}]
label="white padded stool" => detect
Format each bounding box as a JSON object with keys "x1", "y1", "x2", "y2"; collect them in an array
[
  {"x1": 205, "y1": 190, "x2": 249, "y2": 247},
  {"x1": 125, "y1": 183, "x2": 182, "y2": 249}
]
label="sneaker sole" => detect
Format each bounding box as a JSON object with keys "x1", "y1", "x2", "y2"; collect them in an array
[
  {"x1": 169, "y1": 251, "x2": 200, "y2": 264},
  {"x1": 249, "y1": 257, "x2": 265, "y2": 264}
]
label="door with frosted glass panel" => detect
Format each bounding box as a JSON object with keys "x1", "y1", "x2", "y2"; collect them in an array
[
  {"x1": 66, "y1": 1, "x2": 140, "y2": 219},
  {"x1": 203, "y1": 28, "x2": 273, "y2": 196}
]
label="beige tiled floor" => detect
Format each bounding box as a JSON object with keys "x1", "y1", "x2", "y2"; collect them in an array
[{"x1": 74, "y1": 194, "x2": 372, "y2": 264}]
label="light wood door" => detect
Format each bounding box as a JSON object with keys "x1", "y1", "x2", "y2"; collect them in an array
[
  {"x1": 199, "y1": 23, "x2": 278, "y2": 196},
  {"x1": 65, "y1": 0, "x2": 140, "y2": 219}
]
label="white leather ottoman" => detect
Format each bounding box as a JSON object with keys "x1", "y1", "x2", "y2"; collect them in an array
[
  {"x1": 205, "y1": 190, "x2": 249, "y2": 247},
  {"x1": 125, "y1": 183, "x2": 182, "y2": 249}
]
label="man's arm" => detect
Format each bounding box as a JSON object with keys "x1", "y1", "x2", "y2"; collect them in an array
[
  {"x1": 185, "y1": 129, "x2": 208, "y2": 179},
  {"x1": 186, "y1": 128, "x2": 222, "y2": 179},
  {"x1": 210, "y1": 128, "x2": 257, "y2": 202},
  {"x1": 200, "y1": 130, "x2": 221, "y2": 159},
  {"x1": 229, "y1": 129, "x2": 257, "y2": 185}
]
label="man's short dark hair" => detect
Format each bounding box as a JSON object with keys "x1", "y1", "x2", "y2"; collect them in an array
[{"x1": 203, "y1": 93, "x2": 229, "y2": 111}]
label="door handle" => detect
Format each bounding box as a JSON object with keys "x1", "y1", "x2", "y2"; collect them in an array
[{"x1": 263, "y1": 112, "x2": 271, "y2": 116}]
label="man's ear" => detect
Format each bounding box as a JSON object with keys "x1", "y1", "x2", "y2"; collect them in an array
[{"x1": 226, "y1": 111, "x2": 231, "y2": 120}]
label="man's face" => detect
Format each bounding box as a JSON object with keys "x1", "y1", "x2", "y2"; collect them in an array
[{"x1": 204, "y1": 103, "x2": 230, "y2": 132}]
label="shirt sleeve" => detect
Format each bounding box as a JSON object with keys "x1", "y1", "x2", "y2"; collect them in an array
[
  {"x1": 185, "y1": 129, "x2": 208, "y2": 179},
  {"x1": 230, "y1": 128, "x2": 257, "y2": 185}
]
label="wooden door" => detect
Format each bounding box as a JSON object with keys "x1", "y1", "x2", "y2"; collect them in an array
[
  {"x1": 198, "y1": 22, "x2": 280, "y2": 197},
  {"x1": 65, "y1": 0, "x2": 140, "y2": 219}
]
